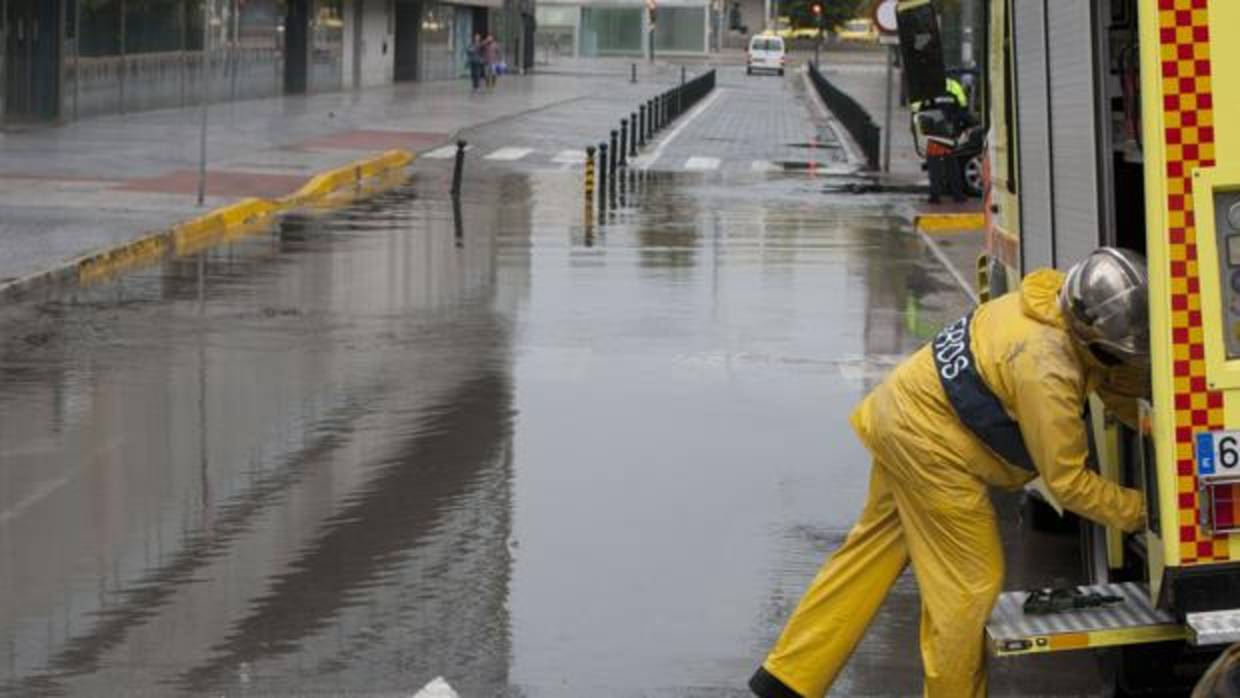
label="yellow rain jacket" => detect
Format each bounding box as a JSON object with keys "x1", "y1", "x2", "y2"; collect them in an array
[{"x1": 755, "y1": 270, "x2": 1145, "y2": 698}]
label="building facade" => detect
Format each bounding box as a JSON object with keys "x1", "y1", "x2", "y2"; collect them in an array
[
  {"x1": 535, "y1": 0, "x2": 713, "y2": 58},
  {"x1": 0, "y1": 0, "x2": 534, "y2": 125}
]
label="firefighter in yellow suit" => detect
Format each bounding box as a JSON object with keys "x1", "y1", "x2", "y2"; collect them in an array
[{"x1": 750, "y1": 248, "x2": 1150, "y2": 698}]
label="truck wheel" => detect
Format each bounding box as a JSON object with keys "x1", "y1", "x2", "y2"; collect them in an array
[{"x1": 961, "y1": 153, "x2": 984, "y2": 198}]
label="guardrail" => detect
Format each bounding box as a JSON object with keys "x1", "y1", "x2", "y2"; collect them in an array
[{"x1": 807, "y1": 61, "x2": 880, "y2": 170}]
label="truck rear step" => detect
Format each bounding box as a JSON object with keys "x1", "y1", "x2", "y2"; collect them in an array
[{"x1": 987, "y1": 582, "x2": 1185, "y2": 657}]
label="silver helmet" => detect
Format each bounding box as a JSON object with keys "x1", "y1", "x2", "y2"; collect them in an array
[{"x1": 1059, "y1": 247, "x2": 1150, "y2": 366}]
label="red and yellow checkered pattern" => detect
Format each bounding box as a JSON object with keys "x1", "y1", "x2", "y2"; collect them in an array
[{"x1": 1158, "y1": 0, "x2": 1235, "y2": 563}]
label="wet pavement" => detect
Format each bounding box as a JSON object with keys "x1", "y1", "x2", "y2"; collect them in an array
[{"x1": 2, "y1": 66, "x2": 1103, "y2": 696}]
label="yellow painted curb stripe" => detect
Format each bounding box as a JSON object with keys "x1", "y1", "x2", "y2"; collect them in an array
[
  {"x1": 914, "y1": 212, "x2": 986, "y2": 234},
  {"x1": 75, "y1": 149, "x2": 415, "y2": 286}
]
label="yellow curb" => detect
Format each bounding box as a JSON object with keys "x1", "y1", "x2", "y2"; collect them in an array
[
  {"x1": 280, "y1": 150, "x2": 415, "y2": 209},
  {"x1": 75, "y1": 149, "x2": 415, "y2": 287},
  {"x1": 913, "y1": 212, "x2": 986, "y2": 235}
]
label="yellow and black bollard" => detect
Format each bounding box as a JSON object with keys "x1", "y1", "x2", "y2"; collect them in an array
[{"x1": 585, "y1": 145, "x2": 597, "y2": 219}]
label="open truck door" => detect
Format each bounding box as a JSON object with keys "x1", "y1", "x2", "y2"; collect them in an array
[{"x1": 980, "y1": 0, "x2": 1240, "y2": 693}]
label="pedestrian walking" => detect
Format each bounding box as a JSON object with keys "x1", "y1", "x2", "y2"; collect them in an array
[
  {"x1": 482, "y1": 33, "x2": 502, "y2": 88},
  {"x1": 466, "y1": 34, "x2": 484, "y2": 91},
  {"x1": 750, "y1": 248, "x2": 1152, "y2": 698}
]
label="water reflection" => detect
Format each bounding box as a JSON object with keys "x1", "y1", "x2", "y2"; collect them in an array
[{"x1": 0, "y1": 180, "x2": 519, "y2": 696}]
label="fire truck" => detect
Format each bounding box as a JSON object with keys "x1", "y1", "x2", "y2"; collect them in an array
[{"x1": 897, "y1": 0, "x2": 1240, "y2": 692}]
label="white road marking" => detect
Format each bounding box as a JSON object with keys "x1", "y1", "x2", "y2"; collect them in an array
[
  {"x1": 0, "y1": 474, "x2": 72, "y2": 525},
  {"x1": 684, "y1": 156, "x2": 721, "y2": 171},
  {"x1": 750, "y1": 160, "x2": 776, "y2": 172},
  {"x1": 919, "y1": 230, "x2": 980, "y2": 305},
  {"x1": 552, "y1": 149, "x2": 586, "y2": 164},
  {"x1": 485, "y1": 147, "x2": 534, "y2": 161},
  {"x1": 635, "y1": 88, "x2": 725, "y2": 170},
  {"x1": 412, "y1": 677, "x2": 459, "y2": 698},
  {"x1": 423, "y1": 145, "x2": 462, "y2": 159}
]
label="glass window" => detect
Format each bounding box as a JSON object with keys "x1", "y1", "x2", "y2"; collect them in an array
[
  {"x1": 311, "y1": 0, "x2": 344, "y2": 89},
  {"x1": 654, "y1": 7, "x2": 704, "y2": 52},
  {"x1": 79, "y1": 0, "x2": 123, "y2": 57},
  {"x1": 580, "y1": 7, "x2": 641, "y2": 56},
  {"x1": 239, "y1": 0, "x2": 284, "y2": 50},
  {"x1": 125, "y1": 0, "x2": 184, "y2": 54},
  {"x1": 536, "y1": 6, "x2": 577, "y2": 26}
]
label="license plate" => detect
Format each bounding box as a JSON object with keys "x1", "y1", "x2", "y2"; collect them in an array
[{"x1": 1197, "y1": 430, "x2": 1240, "y2": 481}]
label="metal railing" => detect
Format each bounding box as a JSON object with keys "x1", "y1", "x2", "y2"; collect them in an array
[{"x1": 807, "y1": 61, "x2": 880, "y2": 170}]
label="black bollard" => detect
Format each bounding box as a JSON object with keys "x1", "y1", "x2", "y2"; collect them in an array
[
  {"x1": 609, "y1": 130, "x2": 619, "y2": 180},
  {"x1": 630, "y1": 113, "x2": 638, "y2": 156},
  {"x1": 598, "y1": 142, "x2": 609, "y2": 212},
  {"x1": 619, "y1": 119, "x2": 628, "y2": 167},
  {"x1": 452, "y1": 196, "x2": 464, "y2": 248},
  {"x1": 450, "y1": 139, "x2": 467, "y2": 198},
  {"x1": 639, "y1": 104, "x2": 647, "y2": 146}
]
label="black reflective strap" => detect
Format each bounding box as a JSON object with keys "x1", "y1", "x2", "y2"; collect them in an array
[{"x1": 932, "y1": 312, "x2": 1037, "y2": 472}]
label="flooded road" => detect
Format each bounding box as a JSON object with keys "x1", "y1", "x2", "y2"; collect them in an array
[{"x1": 1, "y1": 68, "x2": 1102, "y2": 696}]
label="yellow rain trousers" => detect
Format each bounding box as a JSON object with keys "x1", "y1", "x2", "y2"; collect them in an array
[{"x1": 753, "y1": 270, "x2": 1146, "y2": 698}]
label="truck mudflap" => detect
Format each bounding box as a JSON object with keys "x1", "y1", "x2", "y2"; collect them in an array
[{"x1": 986, "y1": 582, "x2": 1185, "y2": 657}]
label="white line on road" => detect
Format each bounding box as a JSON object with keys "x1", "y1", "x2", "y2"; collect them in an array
[
  {"x1": 684, "y1": 156, "x2": 721, "y2": 171},
  {"x1": 633, "y1": 88, "x2": 725, "y2": 170},
  {"x1": 412, "y1": 677, "x2": 459, "y2": 698},
  {"x1": 919, "y1": 230, "x2": 980, "y2": 306},
  {"x1": 552, "y1": 149, "x2": 586, "y2": 164},
  {"x1": 750, "y1": 160, "x2": 776, "y2": 172},
  {"x1": 485, "y1": 147, "x2": 534, "y2": 161},
  {"x1": 423, "y1": 145, "x2": 464, "y2": 159}
]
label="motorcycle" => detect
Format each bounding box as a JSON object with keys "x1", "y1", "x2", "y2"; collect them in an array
[{"x1": 911, "y1": 96, "x2": 985, "y2": 199}]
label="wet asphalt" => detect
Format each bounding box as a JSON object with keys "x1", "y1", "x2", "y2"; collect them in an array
[{"x1": 1, "y1": 66, "x2": 1105, "y2": 696}]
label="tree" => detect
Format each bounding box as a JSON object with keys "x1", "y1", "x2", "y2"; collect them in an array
[{"x1": 782, "y1": 0, "x2": 867, "y2": 31}]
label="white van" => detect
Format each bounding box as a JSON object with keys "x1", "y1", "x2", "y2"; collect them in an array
[{"x1": 747, "y1": 34, "x2": 786, "y2": 76}]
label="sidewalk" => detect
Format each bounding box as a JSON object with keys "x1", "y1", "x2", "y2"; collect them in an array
[{"x1": 0, "y1": 69, "x2": 662, "y2": 286}]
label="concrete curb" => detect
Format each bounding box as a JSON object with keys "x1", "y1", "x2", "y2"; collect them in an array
[{"x1": 0, "y1": 149, "x2": 415, "y2": 303}]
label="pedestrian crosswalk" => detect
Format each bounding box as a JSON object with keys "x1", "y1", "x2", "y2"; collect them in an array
[
  {"x1": 417, "y1": 144, "x2": 849, "y2": 175},
  {"x1": 684, "y1": 156, "x2": 722, "y2": 171},
  {"x1": 422, "y1": 144, "x2": 468, "y2": 159},
  {"x1": 484, "y1": 147, "x2": 534, "y2": 161}
]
